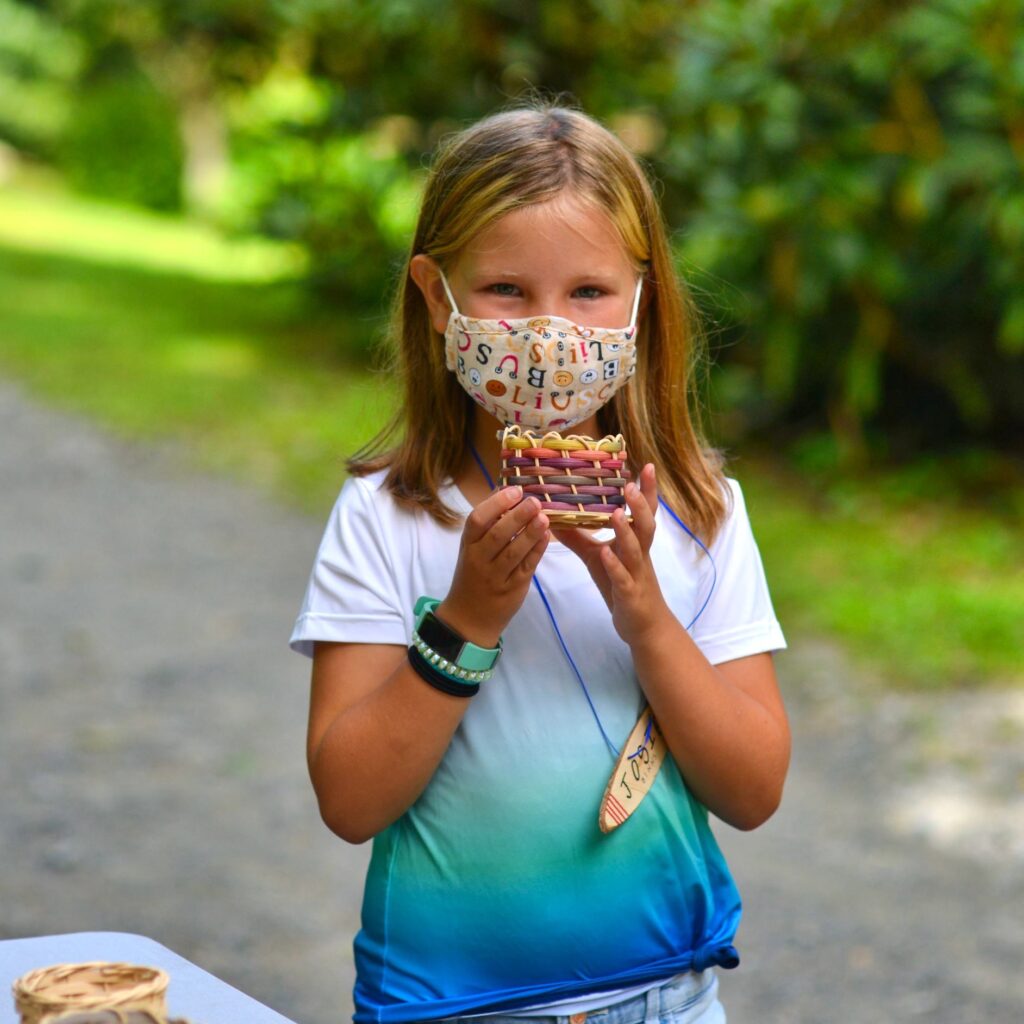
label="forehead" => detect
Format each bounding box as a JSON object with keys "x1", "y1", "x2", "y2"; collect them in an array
[{"x1": 459, "y1": 195, "x2": 634, "y2": 276}]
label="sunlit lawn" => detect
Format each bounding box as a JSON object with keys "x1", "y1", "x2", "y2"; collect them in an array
[
  {"x1": 1, "y1": 180, "x2": 1021, "y2": 689},
  {"x1": 0, "y1": 182, "x2": 394, "y2": 509},
  {"x1": 741, "y1": 466, "x2": 1024, "y2": 689}
]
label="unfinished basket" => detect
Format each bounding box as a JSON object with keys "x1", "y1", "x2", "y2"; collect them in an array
[
  {"x1": 13, "y1": 963, "x2": 169, "y2": 1024},
  {"x1": 499, "y1": 426, "x2": 633, "y2": 529}
]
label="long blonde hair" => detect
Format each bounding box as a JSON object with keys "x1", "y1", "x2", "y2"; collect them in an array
[{"x1": 349, "y1": 104, "x2": 728, "y2": 542}]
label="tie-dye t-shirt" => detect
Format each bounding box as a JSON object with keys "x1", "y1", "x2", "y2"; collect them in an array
[{"x1": 291, "y1": 470, "x2": 786, "y2": 1024}]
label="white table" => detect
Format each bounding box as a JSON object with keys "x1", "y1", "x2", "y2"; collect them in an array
[{"x1": 1, "y1": 932, "x2": 297, "y2": 1024}]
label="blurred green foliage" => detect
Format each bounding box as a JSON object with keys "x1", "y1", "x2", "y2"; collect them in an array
[
  {"x1": 670, "y1": 0, "x2": 1024, "y2": 464},
  {"x1": 0, "y1": 0, "x2": 82, "y2": 154},
  {"x1": 222, "y1": 73, "x2": 422, "y2": 322},
  {"x1": 2, "y1": 0, "x2": 1023, "y2": 463},
  {"x1": 62, "y1": 64, "x2": 184, "y2": 209}
]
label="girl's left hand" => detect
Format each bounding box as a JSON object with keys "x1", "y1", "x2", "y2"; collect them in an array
[{"x1": 556, "y1": 463, "x2": 673, "y2": 646}]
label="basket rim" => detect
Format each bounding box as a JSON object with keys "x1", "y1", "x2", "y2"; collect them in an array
[
  {"x1": 13, "y1": 962, "x2": 169, "y2": 1018},
  {"x1": 499, "y1": 425, "x2": 626, "y2": 453}
]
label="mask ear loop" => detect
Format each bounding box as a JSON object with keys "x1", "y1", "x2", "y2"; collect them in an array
[
  {"x1": 628, "y1": 278, "x2": 644, "y2": 328},
  {"x1": 438, "y1": 270, "x2": 461, "y2": 317}
]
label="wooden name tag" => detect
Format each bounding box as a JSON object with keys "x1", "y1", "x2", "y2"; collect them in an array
[{"x1": 599, "y1": 705, "x2": 666, "y2": 833}]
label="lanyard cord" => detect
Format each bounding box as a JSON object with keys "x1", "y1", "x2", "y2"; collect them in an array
[
  {"x1": 530, "y1": 558, "x2": 621, "y2": 756},
  {"x1": 468, "y1": 442, "x2": 716, "y2": 760},
  {"x1": 658, "y1": 498, "x2": 718, "y2": 630}
]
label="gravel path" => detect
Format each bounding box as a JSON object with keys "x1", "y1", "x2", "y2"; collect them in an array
[{"x1": 2, "y1": 378, "x2": 1021, "y2": 1023}]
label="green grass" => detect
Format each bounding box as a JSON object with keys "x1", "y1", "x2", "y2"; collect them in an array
[
  {"x1": 0, "y1": 180, "x2": 394, "y2": 514},
  {"x1": 1, "y1": 178, "x2": 1021, "y2": 688},
  {"x1": 739, "y1": 463, "x2": 1024, "y2": 689},
  {"x1": 0, "y1": 179, "x2": 307, "y2": 282}
]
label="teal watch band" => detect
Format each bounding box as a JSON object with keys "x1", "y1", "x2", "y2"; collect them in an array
[{"x1": 413, "y1": 596, "x2": 503, "y2": 679}]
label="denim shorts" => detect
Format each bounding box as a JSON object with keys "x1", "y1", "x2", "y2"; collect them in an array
[{"x1": 437, "y1": 971, "x2": 725, "y2": 1024}]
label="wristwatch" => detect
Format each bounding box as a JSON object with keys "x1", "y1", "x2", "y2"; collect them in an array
[{"x1": 412, "y1": 596, "x2": 503, "y2": 682}]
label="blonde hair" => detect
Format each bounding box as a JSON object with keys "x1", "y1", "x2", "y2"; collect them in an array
[{"x1": 349, "y1": 104, "x2": 729, "y2": 542}]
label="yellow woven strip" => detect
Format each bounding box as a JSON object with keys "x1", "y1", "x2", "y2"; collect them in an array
[
  {"x1": 544, "y1": 436, "x2": 582, "y2": 451},
  {"x1": 500, "y1": 426, "x2": 625, "y2": 454}
]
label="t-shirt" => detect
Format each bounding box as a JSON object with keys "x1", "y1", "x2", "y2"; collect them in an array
[{"x1": 290, "y1": 470, "x2": 786, "y2": 1024}]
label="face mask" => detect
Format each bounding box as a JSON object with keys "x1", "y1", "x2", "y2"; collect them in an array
[{"x1": 440, "y1": 273, "x2": 642, "y2": 431}]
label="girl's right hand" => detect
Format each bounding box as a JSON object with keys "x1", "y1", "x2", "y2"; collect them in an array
[{"x1": 437, "y1": 486, "x2": 550, "y2": 647}]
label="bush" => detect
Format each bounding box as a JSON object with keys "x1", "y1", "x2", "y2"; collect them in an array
[
  {"x1": 61, "y1": 65, "x2": 184, "y2": 212},
  {"x1": 0, "y1": 0, "x2": 83, "y2": 157},
  {"x1": 658, "y1": 0, "x2": 1024, "y2": 461},
  {"x1": 220, "y1": 70, "x2": 421, "y2": 352},
  {"x1": 215, "y1": 0, "x2": 1024, "y2": 458}
]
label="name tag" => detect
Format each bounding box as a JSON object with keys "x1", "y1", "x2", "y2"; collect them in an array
[{"x1": 599, "y1": 705, "x2": 666, "y2": 833}]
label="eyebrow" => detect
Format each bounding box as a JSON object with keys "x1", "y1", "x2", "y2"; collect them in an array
[{"x1": 470, "y1": 271, "x2": 621, "y2": 285}]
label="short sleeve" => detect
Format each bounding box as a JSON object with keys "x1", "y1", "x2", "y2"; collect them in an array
[
  {"x1": 687, "y1": 477, "x2": 787, "y2": 665},
  {"x1": 289, "y1": 475, "x2": 406, "y2": 658}
]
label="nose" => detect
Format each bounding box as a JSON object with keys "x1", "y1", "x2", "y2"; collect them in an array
[{"x1": 536, "y1": 291, "x2": 579, "y2": 322}]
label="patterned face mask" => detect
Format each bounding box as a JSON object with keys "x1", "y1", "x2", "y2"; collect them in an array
[{"x1": 440, "y1": 273, "x2": 642, "y2": 431}]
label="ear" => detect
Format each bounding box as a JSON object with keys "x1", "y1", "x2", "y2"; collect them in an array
[{"x1": 409, "y1": 254, "x2": 454, "y2": 335}]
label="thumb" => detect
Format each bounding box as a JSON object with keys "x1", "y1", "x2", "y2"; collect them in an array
[
  {"x1": 556, "y1": 527, "x2": 614, "y2": 609},
  {"x1": 553, "y1": 526, "x2": 598, "y2": 558}
]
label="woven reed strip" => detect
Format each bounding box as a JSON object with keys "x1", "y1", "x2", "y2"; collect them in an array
[
  {"x1": 13, "y1": 964, "x2": 169, "y2": 1024},
  {"x1": 499, "y1": 427, "x2": 631, "y2": 529},
  {"x1": 40, "y1": 1013, "x2": 190, "y2": 1024}
]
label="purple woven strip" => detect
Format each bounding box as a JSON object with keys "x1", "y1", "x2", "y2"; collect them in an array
[
  {"x1": 523, "y1": 483, "x2": 575, "y2": 494},
  {"x1": 536, "y1": 493, "x2": 606, "y2": 506},
  {"x1": 502, "y1": 464, "x2": 560, "y2": 476},
  {"x1": 543, "y1": 457, "x2": 592, "y2": 469},
  {"x1": 542, "y1": 501, "x2": 626, "y2": 512},
  {"x1": 572, "y1": 485, "x2": 621, "y2": 496}
]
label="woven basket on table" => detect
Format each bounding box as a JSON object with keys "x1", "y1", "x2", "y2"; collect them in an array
[
  {"x1": 499, "y1": 426, "x2": 633, "y2": 529},
  {"x1": 13, "y1": 963, "x2": 169, "y2": 1024}
]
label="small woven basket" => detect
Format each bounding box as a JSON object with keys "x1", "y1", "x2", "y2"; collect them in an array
[
  {"x1": 499, "y1": 426, "x2": 633, "y2": 529},
  {"x1": 13, "y1": 963, "x2": 169, "y2": 1024}
]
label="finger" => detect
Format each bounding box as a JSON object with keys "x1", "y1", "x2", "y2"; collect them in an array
[
  {"x1": 555, "y1": 527, "x2": 613, "y2": 606},
  {"x1": 498, "y1": 508, "x2": 550, "y2": 580},
  {"x1": 464, "y1": 485, "x2": 524, "y2": 545},
  {"x1": 515, "y1": 529, "x2": 551, "y2": 581},
  {"x1": 554, "y1": 526, "x2": 603, "y2": 560},
  {"x1": 640, "y1": 463, "x2": 659, "y2": 517},
  {"x1": 610, "y1": 505, "x2": 645, "y2": 575},
  {"x1": 625, "y1": 480, "x2": 656, "y2": 553},
  {"x1": 600, "y1": 542, "x2": 634, "y2": 592},
  {"x1": 485, "y1": 495, "x2": 546, "y2": 559}
]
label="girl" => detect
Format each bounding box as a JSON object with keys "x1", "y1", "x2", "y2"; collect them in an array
[{"x1": 291, "y1": 105, "x2": 789, "y2": 1024}]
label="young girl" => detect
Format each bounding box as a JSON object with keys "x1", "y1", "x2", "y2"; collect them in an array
[{"x1": 291, "y1": 105, "x2": 789, "y2": 1024}]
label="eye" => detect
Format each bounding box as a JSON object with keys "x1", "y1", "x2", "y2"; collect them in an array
[
  {"x1": 573, "y1": 285, "x2": 605, "y2": 300},
  {"x1": 488, "y1": 282, "x2": 521, "y2": 297}
]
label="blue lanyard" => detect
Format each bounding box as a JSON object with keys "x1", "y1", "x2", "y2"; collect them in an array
[{"x1": 468, "y1": 444, "x2": 717, "y2": 758}]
